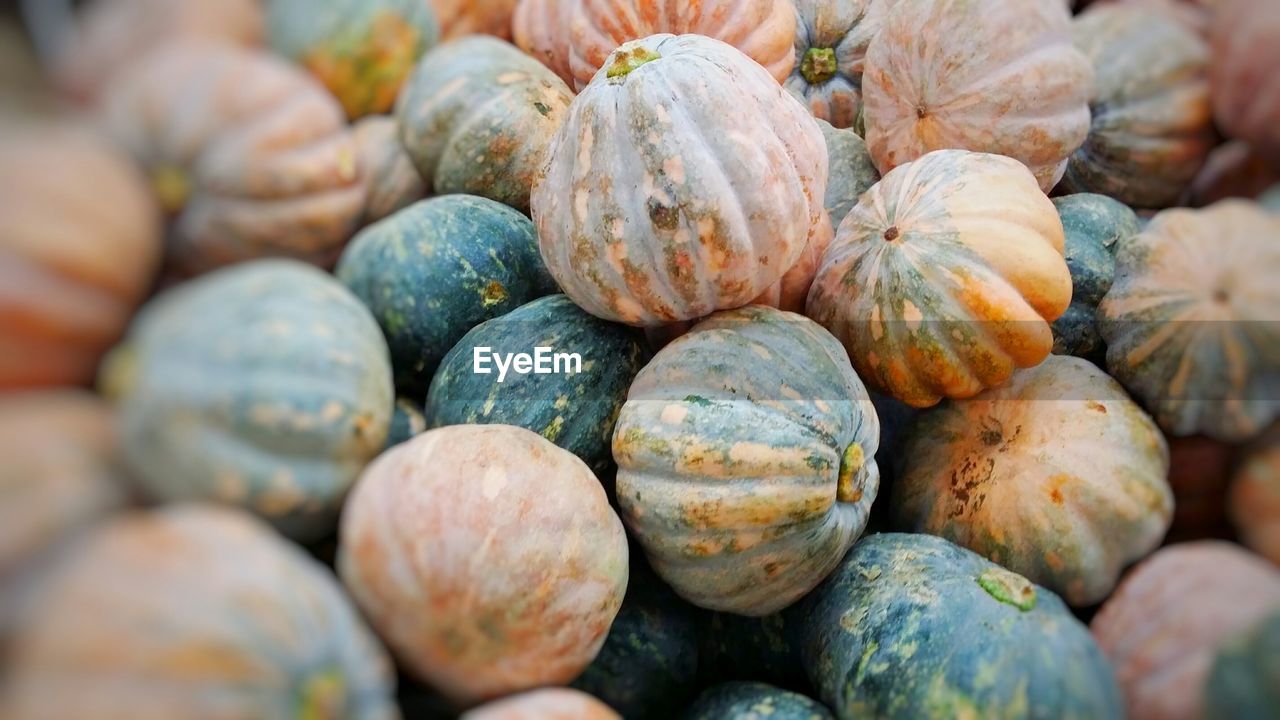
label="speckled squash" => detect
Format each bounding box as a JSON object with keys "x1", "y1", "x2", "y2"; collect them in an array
[
  {"x1": 0, "y1": 120, "x2": 161, "y2": 389},
  {"x1": 338, "y1": 425, "x2": 629, "y2": 705},
  {"x1": 101, "y1": 42, "x2": 363, "y2": 276},
  {"x1": 1098, "y1": 200, "x2": 1280, "y2": 441},
  {"x1": 806, "y1": 149, "x2": 1072, "y2": 408},
  {"x1": 614, "y1": 306, "x2": 880, "y2": 615},
  {"x1": 1231, "y1": 426, "x2": 1280, "y2": 563},
  {"x1": 1203, "y1": 611, "x2": 1280, "y2": 720},
  {"x1": 1212, "y1": 0, "x2": 1280, "y2": 166},
  {"x1": 894, "y1": 356, "x2": 1173, "y2": 606},
  {"x1": 265, "y1": 0, "x2": 438, "y2": 118},
  {"x1": 1091, "y1": 541, "x2": 1280, "y2": 720},
  {"x1": 513, "y1": 0, "x2": 578, "y2": 83},
  {"x1": 386, "y1": 396, "x2": 427, "y2": 448},
  {"x1": 426, "y1": 295, "x2": 647, "y2": 475},
  {"x1": 1060, "y1": 5, "x2": 1213, "y2": 209},
  {"x1": 431, "y1": 0, "x2": 520, "y2": 39},
  {"x1": 534, "y1": 34, "x2": 827, "y2": 327},
  {"x1": 684, "y1": 682, "x2": 834, "y2": 720},
  {"x1": 353, "y1": 115, "x2": 427, "y2": 226},
  {"x1": 105, "y1": 260, "x2": 393, "y2": 541},
  {"x1": 784, "y1": 0, "x2": 893, "y2": 130},
  {"x1": 336, "y1": 195, "x2": 557, "y2": 395},
  {"x1": 796, "y1": 533, "x2": 1123, "y2": 720},
  {"x1": 461, "y1": 689, "x2": 621, "y2": 720},
  {"x1": 3, "y1": 506, "x2": 398, "y2": 720},
  {"x1": 1051, "y1": 193, "x2": 1140, "y2": 358},
  {"x1": 861, "y1": 0, "x2": 1092, "y2": 192},
  {"x1": 817, "y1": 119, "x2": 879, "y2": 230},
  {"x1": 396, "y1": 36, "x2": 573, "y2": 213}
]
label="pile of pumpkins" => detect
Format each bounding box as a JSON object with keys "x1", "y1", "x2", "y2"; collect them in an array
[{"x1": 2, "y1": 0, "x2": 1279, "y2": 718}]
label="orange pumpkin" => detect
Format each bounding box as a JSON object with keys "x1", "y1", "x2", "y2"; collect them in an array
[
  {"x1": 513, "y1": 0, "x2": 578, "y2": 83},
  {"x1": 1211, "y1": 0, "x2": 1280, "y2": 166},
  {"x1": 432, "y1": 0, "x2": 520, "y2": 39},
  {"x1": 462, "y1": 689, "x2": 621, "y2": 720},
  {"x1": 1231, "y1": 425, "x2": 1280, "y2": 564}
]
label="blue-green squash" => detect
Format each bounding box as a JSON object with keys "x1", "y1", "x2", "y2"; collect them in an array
[
  {"x1": 426, "y1": 294, "x2": 647, "y2": 475},
  {"x1": 684, "y1": 682, "x2": 834, "y2": 720},
  {"x1": 817, "y1": 119, "x2": 879, "y2": 231},
  {"x1": 1203, "y1": 611, "x2": 1280, "y2": 720},
  {"x1": 336, "y1": 195, "x2": 558, "y2": 396},
  {"x1": 386, "y1": 397, "x2": 426, "y2": 448},
  {"x1": 795, "y1": 533, "x2": 1123, "y2": 720},
  {"x1": 103, "y1": 260, "x2": 393, "y2": 542},
  {"x1": 1051, "y1": 193, "x2": 1141, "y2": 359}
]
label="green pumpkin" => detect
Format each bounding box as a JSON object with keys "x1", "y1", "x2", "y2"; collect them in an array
[
  {"x1": 426, "y1": 294, "x2": 647, "y2": 475},
  {"x1": 1050, "y1": 193, "x2": 1140, "y2": 359},
  {"x1": 396, "y1": 36, "x2": 573, "y2": 213},
  {"x1": 386, "y1": 397, "x2": 426, "y2": 448},
  {"x1": 336, "y1": 195, "x2": 558, "y2": 396},
  {"x1": 795, "y1": 533, "x2": 1123, "y2": 720},
  {"x1": 1203, "y1": 611, "x2": 1280, "y2": 720},
  {"x1": 818, "y1": 119, "x2": 879, "y2": 231},
  {"x1": 104, "y1": 260, "x2": 393, "y2": 542},
  {"x1": 684, "y1": 682, "x2": 834, "y2": 720}
]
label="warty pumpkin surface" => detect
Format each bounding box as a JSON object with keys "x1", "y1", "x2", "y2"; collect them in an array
[
  {"x1": 684, "y1": 682, "x2": 834, "y2": 720},
  {"x1": 1211, "y1": 0, "x2": 1280, "y2": 166},
  {"x1": 352, "y1": 115, "x2": 427, "y2": 226},
  {"x1": 461, "y1": 688, "x2": 621, "y2": 720},
  {"x1": 1050, "y1": 193, "x2": 1140, "y2": 359},
  {"x1": 431, "y1": 0, "x2": 520, "y2": 40},
  {"x1": 1230, "y1": 425, "x2": 1280, "y2": 564},
  {"x1": 784, "y1": 0, "x2": 893, "y2": 130}
]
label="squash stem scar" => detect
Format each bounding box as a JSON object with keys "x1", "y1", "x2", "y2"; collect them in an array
[{"x1": 838, "y1": 442, "x2": 865, "y2": 503}]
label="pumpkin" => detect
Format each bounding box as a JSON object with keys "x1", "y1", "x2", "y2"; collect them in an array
[
  {"x1": 336, "y1": 195, "x2": 558, "y2": 395},
  {"x1": 698, "y1": 611, "x2": 809, "y2": 692},
  {"x1": 806, "y1": 149, "x2": 1072, "y2": 408},
  {"x1": 265, "y1": 0, "x2": 438, "y2": 119},
  {"x1": 1091, "y1": 541, "x2": 1280, "y2": 720},
  {"x1": 684, "y1": 682, "x2": 834, "y2": 720},
  {"x1": 1203, "y1": 611, "x2": 1280, "y2": 719},
  {"x1": 1091, "y1": 0, "x2": 1215, "y2": 36},
  {"x1": 461, "y1": 689, "x2": 621, "y2": 720},
  {"x1": 513, "y1": 0, "x2": 577, "y2": 83},
  {"x1": 386, "y1": 396, "x2": 427, "y2": 448},
  {"x1": 784, "y1": 0, "x2": 892, "y2": 130},
  {"x1": 352, "y1": 115, "x2": 427, "y2": 226},
  {"x1": 396, "y1": 36, "x2": 573, "y2": 214},
  {"x1": 1098, "y1": 200, "x2": 1280, "y2": 442},
  {"x1": 860, "y1": 0, "x2": 1092, "y2": 192},
  {"x1": 2, "y1": 505, "x2": 398, "y2": 720},
  {"x1": 0, "y1": 120, "x2": 161, "y2": 389},
  {"x1": 1167, "y1": 435, "x2": 1238, "y2": 542},
  {"x1": 105, "y1": 260, "x2": 393, "y2": 541},
  {"x1": 1182, "y1": 140, "x2": 1280, "y2": 208},
  {"x1": 796, "y1": 533, "x2": 1123, "y2": 719},
  {"x1": 817, "y1": 119, "x2": 879, "y2": 231},
  {"x1": 614, "y1": 305, "x2": 880, "y2": 615},
  {"x1": 1212, "y1": 0, "x2": 1280, "y2": 166},
  {"x1": 1051, "y1": 193, "x2": 1140, "y2": 359},
  {"x1": 1230, "y1": 426, "x2": 1280, "y2": 563},
  {"x1": 101, "y1": 42, "x2": 363, "y2": 276},
  {"x1": 893, "y1": 355, "x2": 1173, "y2": 606},
  {"x1": 534, "y1": 34, "x2": 827, "y2": 327},
  {"x1": 431, "y1": 0, "x2": 520, "y2": 40},
  {"x1": 1059, "y1": 5, "x2": 1213, "y2": 209},
  {"x1": 338, "y1": 424, "x2": 629, "y2": 705},
  {"x1": 426, "y1": 294, "x2": 648, "y2": 476}
]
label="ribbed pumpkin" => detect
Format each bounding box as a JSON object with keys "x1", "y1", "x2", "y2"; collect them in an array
[
  {"x1": 784, "y1": 0, "x2": 892, "y2": 130},
  {"x1": 1051, "y1": 193, "x2": 1140, "y2": 358},
  {"x1": 386, "y1": 396, "x2": 427, "y2": 448},
  {"x1": 1231, "y1": 426, "x2": 1280, "y2": 563},
  {"x1": 101, "y1": 42, "x2": 363, "y2": 276},
  {"x1": 1091, "y1": 542, "x2": 1280, "y2": 720},
  {"x1": 3, "y1": 505, "x2": 398, "y2": 720},
  {"x1": 513, "y1": 0, "x2": 577, "y2": 83},
  {"x1": 684, "y1": 683, "x2": 834, "y2": 720},
  {"x1": 797, "y1": 533, "x2": 1123, "y2": 720},
  {"x1": 431, "y1": 0, "x2": 519, "y2": 39},
  {"x1": 265, "y1": 0, "x2": 439, "y2": 119},
  {"x1": 614, "y1": 306, "x2": 881, "y2": 615},
  {"x1": 1212, "y1": 0, "x2": 1280, "y2": 165},
  {"x1": 338, "y1": 425, "x2": 629, "y2": 706},
  {"x1": 106, "y1": 260, "x2": 393, "y2": 541},
  {"x1": 806, "y1": 149, "x2": 1072, "y2": 408},
  {"x1": 1098, "y1": 200, "x2": 1280, "y2": 442},
  {"x1": 861, "y1": 0, "x2": 1092, "y2": 192},
  {"x1": 894, "y1": 356, "x2": 1173, "y2": 606},
  {"x1": 0, "y1": 121, "x2": 161, "y2": 389},
  {"x1": 397, "y1": 36, "x2": 573, "y2": 214},
  {"x1": 336, "y1": 195, "x2": 557, "y2": 395},
  {"x1": 1203, "y1": 611, "x2": 1280, "y2": 720},
  {"x1": 461, "y1": 689, "x2": 621, "y2": 720},
  {"x1": 1060, "y1": 5, "x2": 1213, "y2": 209},
  {"x1": 352, "y1": 115, "x2": 427, "y2": 226},
  {"x1": 534, "y1": 34, "x2": 827, "y2": 327},
  {"x1": 818, "y1": 119, "x2": 879, "y2": 230}
]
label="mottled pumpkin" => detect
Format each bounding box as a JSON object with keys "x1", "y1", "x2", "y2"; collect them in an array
[
  {"x1": 386, "y1": 396, "x2": 427, "y2": 448},
  {"x1": 614, "y1": 306, "x2": 880, "y2": 615},
  {"x1": 797, "y1": 533, "x2": 1122, "y2": 719},
  {"x1": 806, "y1": 149, "x2": 1072, "y2": 408},
  {"x1": 684, "y1": 682, "x2": 834, "y2": 720},
  {"x1": 397, "y1": 36, "x2": 573, "y2": 213},
  {"x1": 431, "y1": 0, "x2": 520, "y2": 39},
  {"x1": 534, "y1": 34, "x2": 827, "y2": 327},
  {"x1": 1203, "y1": 611, "x2": 1280, "y2": 719},
  {"x1": 462, "y1": 689, "x2": 621, "y2": 720},
  {"x1": 1231, "y1": 426, "x2": 1280, "y2": 563},
  {"x1": 0, "y1": 120, "x2": 161, "y2": 389},
  {"x1": 861, "y1": 0, "x2": 1092, "y2": 191},
  {"x1": 1060, "y1": 5, "x2": 1213, "y2": 209},
  {"x1": 513, "y1": 0, "x2": 578, "y2": 83},
  {"x1": 1091, "y1": 541, "x2": 1280, "y2": 720},
  {"x1": 336, "y1": 195, "x2": 557, "y2": 395},
  {"x1": 1051, "y1": 193, "x2": 1140, "y2": 358},
  {"x1": 352, "y1": 115, "x2": 427, "y2": 226},
  {"x1": 817, "y1": 119, "x2": 879, "y2": 230},
  {"x1": 1212, "y1": 0, "x2": 1280, "y2": 165},
  {"x1": 1098, "y1": 200, "x2": 1280, "y2": 441},
  {"x1": 784, "y1": 0, "x2": 893, "y2": 130},
  {"x1": 106, "y1": 260, "x2": 393, "y2": 541},
  {"x1": 338, "y1": 425, "x2": 629, "y2": 705},
  {"x1": 101, "y1": 42, "x2": 363, "y2": 276},
  {"x1": 1183, "y1": 140, "x2": 1280, "y2": 208},
  {"x1": 3, "y1": 505, "x2": 398, "y2": 720}
]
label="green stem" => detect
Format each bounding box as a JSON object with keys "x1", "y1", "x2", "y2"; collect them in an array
[{"x1": 801, "y1": 47, "x2": 838, "y2": 85}]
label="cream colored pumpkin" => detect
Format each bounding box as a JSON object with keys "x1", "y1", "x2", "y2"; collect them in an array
[
  {"x1": 1230, "y1": 425, "x2": 1280, "y2": 564},
  {"x1": 1211, "y1": 0, "x2": 1280, "y2": 166},
  {"x1": 431, "y1": 0, "x2": 520, "y2": 39}
]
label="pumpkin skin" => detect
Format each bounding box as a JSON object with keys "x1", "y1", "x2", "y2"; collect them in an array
[
  {"x1": 461, "y1": 689, "x2": 621, "y2": 720},
  {"x1": 1098, "y1": 200, "x2": 1280, "y2": 442},
  {"x1": 386, "y1": 396, "x2": 427, "y2": 448},
  {"x1": 861, "y1": 0, "x2": 1092, "y2": 192},
  {"x1": 534, "y1": 34, "x2": 827, "y2": 327},
  {"x1": 101, "y1": 42, "x2": 363, "y2": 276},
  {"x1": 106, "y1": 260, "x2": 393, "y2": 542},
  {"x1": 684, "y1": 682, "x2": 834, "y2": 720},
  {"x1": 336, "y1": 195, "x2": 557, "y2": 396},
  {"x1": 817, "y1": 119, "x2": 879, "y2": 230},
  {"x1": 0, "y1": 121, "x2": 161, "y2": 389},
  {"x1": 397, "y1": 36, "x2": 573, "y2": 214},
  {"x1": 1050, "y1": 193, "x2": 1140, "y2": 358},
  {"x1": 1212, "y1": 0, "x2": 1280, "y2": 166},
  {"x1": 1092, "y1": 0, "x2": 1215, "y2": 37},
  {"x1": 806, "y1": 149, "x2": 1072, "y2": 408},
  {"x1": 796, "y1": 533, "x2": 1123, "y2": 720},
  {"x1": 614, "y1": 306, "x2": 881, "y2": 615},
  {"x1": 784, "y1": 0, "x2": 892, "y2": 130},
  {"x1": 513, "y1": 0, "x2": 578, "y2": 83},
  {"x1": 1091, "y1": 542, "x2": 1280, "y2": 720},
  {"x1": 431, "y1": 0, "x2": 519, "y2": 39},
  {"x1": 352, "y1": 115, "x2": 427, "y2": 226},
  {"x1": 338, "y1": 424, "x2": 629, "y2": 706},
  {"x1": 1230, "y1": 426, "x2": 1280, "y2": 563},
  {"x1": 426, "y1": 295, "x2": 648, "y2": 476},
  {"x1": 1203, "y1": 611, "x2": 1280, "y2": 720},
  {"x1": 1060, "y1": 5, "x2": 1213, "y2": 209}
]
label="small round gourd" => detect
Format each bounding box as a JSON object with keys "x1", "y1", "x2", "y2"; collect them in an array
[
  {"x1": 431, "y1": 0, "x2": 519, "y2": 40},
  {"x1": 352, "y1": 115, "x2": 426, "y2": 226},
  {"x1": 817, "y1": 119, "x2": 879, "y2": 231},
  {"x1": 684, "y1": 683, "x2": 834, "y2": 720},
  {"x1": 1203, "y1": 611, "x2": 1280, "y2": 720},
  {"x1": 1230, "y1": 425, "x2": 1280, "y2": 563},
  {"x1": 1051, "y1": 193, "x2": 1140, "y2": 358},
  {"x1": 461, "y1": 689, "x2": 621, "y2": 720},
  {"x1": 1212, "y1": 0, "x2": 1280, "y2": 166},
  {"x1": 784, "y1": 0, "x2": 892, "y2": 130},
  {"x1": 614, "y1": 306, "x2": 881, "y2": 615}
]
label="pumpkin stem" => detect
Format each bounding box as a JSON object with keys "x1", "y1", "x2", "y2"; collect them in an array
[
  {"x1": 837, "y1": 442, "x2": 865, "y2": 503},
  {"x1": 801, "y1": 47, "x2": 838, "y2": 85},
  {"x1": 607, "y1": 44, "x2": 661, "y2": 80},
  {"x1": 97, "y1": 343, "x2": 138, "y2": 403},
  {"x1": 297, "y1": 669, "x2": 344, "y2": 720},
  {"x1": 151, "y1": 165, "x2": 191, "y2": 214},
  {"x1": 977, "y1": 567, "x2": 1037, "y2": 612}
]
